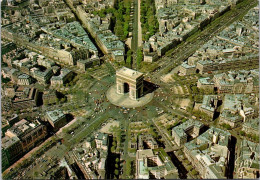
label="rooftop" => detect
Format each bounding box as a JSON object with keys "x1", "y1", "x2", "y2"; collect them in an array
[
  {"x1": 2, "y1": 135, "x2": 20, "y2": 149},
  {"x1": 136, "y1": 149, "x2": 154, "y2": 160},
  {"x1": 46, "y1": 109, "x2": 65, "y2": 123},
  {"x1": 7, "y1": 119, "x2": 40, "y2": 137},
  {"x1": 18, "y1": 74, "x2": 30, "y2": 79},
  {"x1": 201, "y1": 95, "x2": 218, "y2": 112},
  {"x1": 172, "y1": 119, "x2": 204, "y2": 138},
  {"x1": 116, "y1": 67, "x2": 144, "y2": 79}
]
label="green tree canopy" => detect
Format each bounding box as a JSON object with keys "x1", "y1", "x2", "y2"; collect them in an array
[
  {"x1": 136, "y1": 48, "x2": 143, "y2": 69},
  {"x1": 114, "y1": 169, "x2": 119, "y2": 176}
]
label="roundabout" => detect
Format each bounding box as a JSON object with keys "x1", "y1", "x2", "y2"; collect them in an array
[{"x1": 106, "y1": 84, "x2": 154, "y2": 108}]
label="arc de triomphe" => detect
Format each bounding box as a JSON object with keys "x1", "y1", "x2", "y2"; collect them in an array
[{"x1": 116, "y1": 67, "x2": 144, "y2": 100}]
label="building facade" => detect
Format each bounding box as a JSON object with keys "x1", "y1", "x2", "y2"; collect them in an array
[
  {"x1": 172, "y1": 119, "x2": 204, "y2": 146},
  {"x1": 45, "y1": 109, "x2": 66, "y2": 131}
]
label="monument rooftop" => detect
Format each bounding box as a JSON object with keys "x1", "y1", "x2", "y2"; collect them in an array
[{"x1": 116, "y1": 67, "x2": 144, "y2": 80}]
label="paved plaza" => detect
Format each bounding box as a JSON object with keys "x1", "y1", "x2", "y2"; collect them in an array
[{"x1": 107, "y1": 85, "x2": 154, "y2": 108}]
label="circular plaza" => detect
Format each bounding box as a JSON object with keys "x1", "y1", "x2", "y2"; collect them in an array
[
  {"x1": 106, "y1": 84, "x2": 154, "y2": 108},
  {"x1": 106, "y1": 67, "x2": 154, "y2": 108}
]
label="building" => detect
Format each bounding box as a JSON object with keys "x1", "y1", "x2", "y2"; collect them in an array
[
  {"x1": 116, "y1": 67, "x2": 144, "y2": 100},
  {"x1": 48, "y1": 166, "x2": 70, "y2": 180},
  {"x1": 197, "y1": 77, "x2": 214, "y2": 91},
  {"x1": 172, "y1": 119, "x2": 204, "y2": 146},
  {"x1": 70, "y1": 137, "x2": 109, "y2": 179},
  {"x1": 1, "y1": 114, "x2": 19, "y2": 136},
  {"x1": 136, "y1": 148, "x2": 178, "y2": 179},
  {"x1": 138, "y1": 135, "x2": 159, "y2": 150},
  {"x1": 234, "y1": 140, "x2": 259, "y2": 179},
  {"x1": 5, "y1": 119, "x2": 47, "y2": 153},
  {"x1": 219, "y1": 94, "x2": 258, "y2": 128},
  {"x1": 32, "y1": 68, "x2": 53, "y2": 84},
  {"x1": 143, "y1": 1, "x2": 235, "y2": 57},
  {"x1": 199, "y1": 95, "x2": 221, "y2": 119},
  {"x1": 3, "y1": 84, "x2": 17, "y2": 98},
  {"x1": 183, "y1": 127, "x2": 231, "y2": 179},
  {"x1": 77, "y1": 58, "x2": 100, "y2": 72},
  {"x1": 50, "y1": 68, "x2": 73, "y2": 86},
  {"x1": 5, "y1": 114, "x2": 19, "y2": 126},
  {"x1": 67, "y1": 5, "x2": 125, "y2": 61},
  {"x1": 2, "y1": 136, "x2": 23, "y2": 171},
  {"x1": 195, "y1": 56, "x2": 259, "y2": 74},
  {"x1": 143, "y1": 52, "x2": 159, "y2": 62},
  {"x1": 37, "y1": 56, "x2": 55, "y2": 68},
  {"x1": 1, "y1": 5, "x2": 98, "y2": 66},
  {"x1": 219, "y1": 110, "x2": 243, "y2": 128},
  {"x1": 111, "y1": 50, "x2": 124, "y2": 62},
  {"x1": 2, "y1": 118, "x2": 10, "y2": 136},
  {"x1": 180, "y1": 7, "x2": 259, "y2": 76},
  {"x1": 212, "y1": 70, "x2": 259, "y2": 94},
  {"x1": 17, "y1": 74, "x2": 32, "y2": 85},
  {"x1": 42, "y1": 89, "x2": 58, "y2": 105},
  {"x1": 45, "y1": 110, "x2": 66, "y2": 131},
  {"x1": 242, "y1": 118, "x2": 259, "y2": 136},
  {"x1": 11, "y1": 86, "x2": 39, "y2": 110},
  {"x1": 143, "y1": 43, "x2": 159, "y2": 62},
  {"x1": 1, "y1": 97, "x2": 12, "y2": 112},
  {"x1": 179, "y1": 63, "x2": 196, "y2": 76},
  {"x1": 94, "y1": 133, "x2": 108, "y2": 151},
  {"x1": 1, "y1": 67, "x2": 20, "y2": 83},
  {"x1": 51, "y1": 65, "x2": 61, "y2": 75}
]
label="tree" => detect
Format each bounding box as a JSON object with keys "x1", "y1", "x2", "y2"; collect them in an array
[
  {"x1": 115, "y1": 158, "x2": 120, "y2": 163},
  {"x1": 222, "y1": 123, "x2": 231, "y2": 130},
  {"x1": 93, "y1": 11, "x2": 98, "y2": 16},
  {"x1": 187, "y1": 165, "x2": 193, "y2": 171},
  {"x1": 123, "y1": 21, "x2": 129, "y2": 39},
  {"x1": 114, "y1": 20, "x2": 124, "y2": 38},
  {"x1": 126, "y1": 160, "x2": 131, "y2": 175},
  {"x1": 191, "y1": 86, "x2": 199, "y2": 94},
  {"x1": 61, "y1": 97, "x2": 66, "y2": 103},
  {"x1": 173, "y1": 122, "x2": 179, "y2": 127},
  {"x1": 114, "y1": 169, "x2": 119, "y2": 176},
  {"x1": 247, "y1": 133, "x2": 252, "y2": 139},
  {"x1": 44, "y1": 99, "x2": 49, "y2": 105},
  {"x1": 107, "y1": 8, "x2": 116, "y2": 14},
  {"x1": 126, "y1": 56, "x2": 132, "y2": 68},
  {"x1": 182, "y1": 118, "x2": 188, "y2": 123},
  {"x1": 55, "y1": 98, "x2": 59, "y2": 104},
  {"x1": 240, "y1": 131, "x2": 245, "y2": 136},
  {"x1": 111, "y1": 146, "x2": 115, "y2": 152},
  {"x1": 184, "y1": 160, "x2": 189, "y2": 164},
  {"x1": 191, "y1": 169, "x2": 198, "y2": 176},
  {"x1": 136, "y1": 48, "x2": 143, "y2": 69},
  {"x1": 112, "y1": 141, "x2": 117, "y2": 146},
  {"x1": 254, "y1": 135, "x2": 259, "y2": 142},
  {"x1": 91, "y1": 140, "x2": 96, "y2": 148},
  {"x1": 127, "y1": 49, "x2": 132, "y2": 57},
  {"x1": 115, "y1": 164, "x2": 119, "y2": 168}
]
